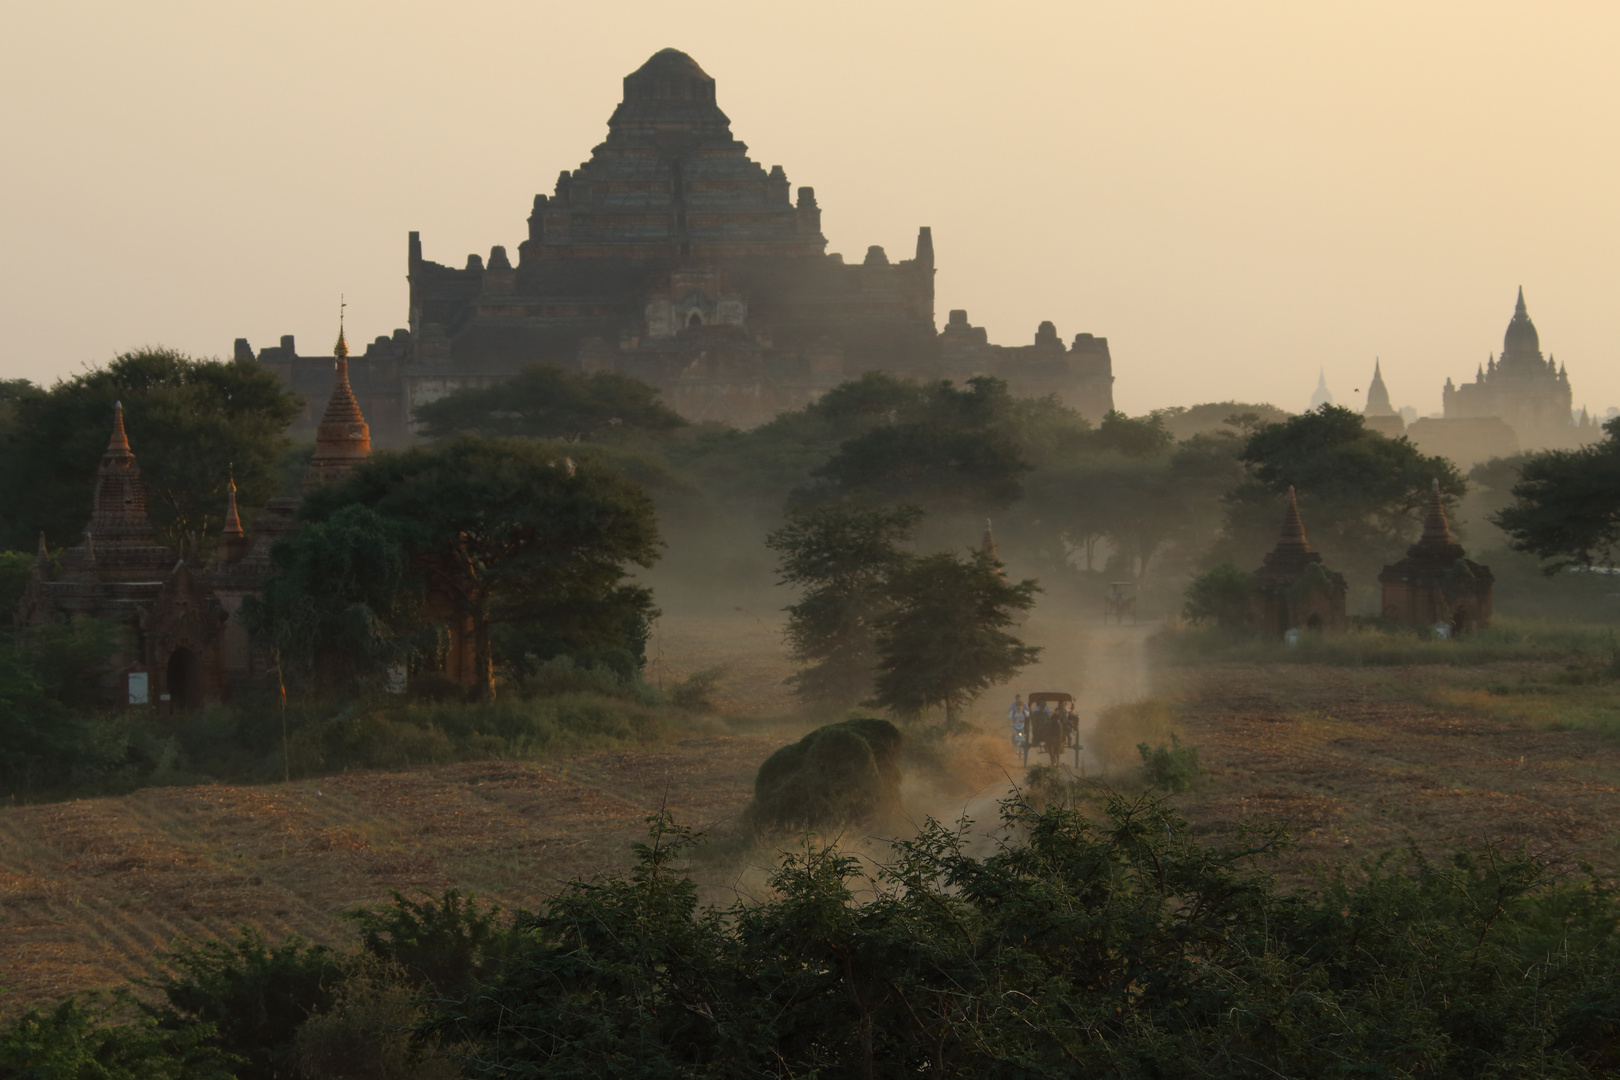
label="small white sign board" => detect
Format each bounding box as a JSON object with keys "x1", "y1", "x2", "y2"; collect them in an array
[{"x1": 127, "y1": 671, "x2": 149, "y2": 706}]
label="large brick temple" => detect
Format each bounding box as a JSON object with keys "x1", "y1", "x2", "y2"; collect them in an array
[{"x1": 239, "y1": 49, "x2": 1117, "y2": 442}]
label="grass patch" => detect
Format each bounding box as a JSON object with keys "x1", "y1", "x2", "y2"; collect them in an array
[
  {"x1": 4, "y1": 687, "x2": 700, "y2": 805},
  {"x1": 1154, "y1": 618, "x2": 1619, "y2": 668},
  {"x1": 1423, "y1": 668, "x2": 1620, "y2": 737},
  {"x1": 1087, "y1": 699, "x2": 1183, "y2": 775}
]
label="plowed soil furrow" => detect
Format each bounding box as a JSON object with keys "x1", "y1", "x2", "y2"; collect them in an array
[
  {"x1": 1, "y1": 735, "x2": 773, "y2": 1016},
  {"x1": 1170, "y1": 663, "x2": 1620, "y2": 883}
]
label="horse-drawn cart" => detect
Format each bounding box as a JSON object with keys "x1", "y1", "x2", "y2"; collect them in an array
[
  {"x1": 1018, "y1": 691, "x2": 1081, "y2": 769},
  {"x1": 1103, "y1": 583, "x2": 1137, "y2": 625}
]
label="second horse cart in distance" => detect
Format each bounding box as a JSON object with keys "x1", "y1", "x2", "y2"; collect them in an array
[
  {"x1": 1017, "y1": 691, "x2": 1081, "y2": 769},
  {"x1": 1103, "y1": 583, "x2": 1137, "y2": 625}
]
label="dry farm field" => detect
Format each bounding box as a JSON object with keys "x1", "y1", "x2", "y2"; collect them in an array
[{"x1": 5, "y1": 607, "x2": 1620, "y2": 1017}]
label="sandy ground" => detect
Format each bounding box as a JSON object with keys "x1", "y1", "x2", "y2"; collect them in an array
[{"x1": 7, "y1": 602, "x2": 1620, "y2": 1015}]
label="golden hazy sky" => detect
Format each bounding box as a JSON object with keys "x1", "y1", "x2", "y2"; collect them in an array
[{"x1": 2, "y1": 1, "x2": 1616, "y2": 418}]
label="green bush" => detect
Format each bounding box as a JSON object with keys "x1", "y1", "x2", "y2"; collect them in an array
[
  {"x1": 450, "y1": 799, "x2": 1620, "y2": 1078},
  {"x1": 752, "y1": 717, "x2": 903, "y2": 829},
  {"x1": 348, "y1": 889, "x2": 506, "y2": 1000},
  {"x1": 1137, "y1": 734, "x2": 1202, "y2": 792},
  {"x1": 667, "y1": 667, "x2": 724, "y2": 713},
  {"x1": 142, "y1": 929, "x2": 340, "y2": 1080},
  {"x1": 513, "y1": 653, "x2": 660, "y2": 706},
  {"x1": 1183, "y1": 562, "x2": 1254, "y2": 629},
  {"x1": 0, "y1": 996, "x2": 234, "y2": 1080}
]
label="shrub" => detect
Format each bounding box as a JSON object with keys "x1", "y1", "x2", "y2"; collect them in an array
[
  {"x1": 752, "y1": 717, "x2": 903, "y2": 829},
  {"x1": 142, "y1": 929, "x2": 341, "y2": 1080},
  {"x1": 291, "y1": 955, "x2": 458, "y2": 1080},
  {"x1": 349, "y1": 889, "x2": 505, "y2": 1000},
  {"x1": 1137, "y1": 734, "x2": 1202, "y2": 792},
  {"x1": 1183, "y1": 562, "x2": 1253, "y2": 628},
  {"x1": 668, "y1": 667, "x2": 724, "y2": 713},
  {"x1": 515, "y1": 653, "x2": 659, "y2": 706},
  {"x1": 450, "y1": 799, "x2": 1620, "y2": 1078},
  {"x1": 0, "y1": 996, "x2": 234, "y2": 1080}
]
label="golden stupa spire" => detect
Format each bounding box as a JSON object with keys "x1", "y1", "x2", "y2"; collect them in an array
[
  {"x1": 305, "y1": 296, "x2": 372, "y2": 488},
  {"x1": 334, "y1": 294, "x2": 349, "y2": 359},
  {"x1": 221, "y1": 464, "x2": 244, "y2": 539},
  {"x1": 108, "y1": 400, "x2": 131, "y2": 453}
]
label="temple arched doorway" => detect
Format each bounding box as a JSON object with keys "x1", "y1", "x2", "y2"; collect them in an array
[
  {"x1": 687, "y1": 312, "x2": 703, "y2": 328},
  {"x1": 166, "y1": 647, "x2": 202, "y2": 710}
]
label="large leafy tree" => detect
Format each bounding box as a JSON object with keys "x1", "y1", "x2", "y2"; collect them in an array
[
  {"x1": 1494, "y1": 417, "x2": 1620, "y2": 571},
  {"x1": 803, "y1": 424, "x2": 1031, "y2": 516},
  {"x1": 0, "y1": 349, "x2": 302, "y2": 550},
  {"x1": 412, "y1": 364, "x2": 686, "y2": 442},
  {"x1": 301, "y1": 436, "x2": 661, "y2": 699},
  {"x1": 869, "y1": 548, "x2": 1040, "y2": 725},
  {"x1": 246, "y1": 505, "x2": 418, "y2": 693},
  {"x1": 792, "y1": 376, "x2": 1039, "y2": 518},
  {"x1": 1226, "y1": 405, "x2": 1465, "y2": 579},
  {"x1": 766, "y1": 504, "x2": 922, "y2": 707},
  {"x1": 1025, "y1": 428, "x2": 1245, "y2": 580}
]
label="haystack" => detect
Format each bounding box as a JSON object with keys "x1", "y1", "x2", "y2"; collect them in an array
[{"x1": 753, "y1": 718, "x2": 903, "y2": 829}]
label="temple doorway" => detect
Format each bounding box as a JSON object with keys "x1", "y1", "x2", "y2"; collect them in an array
[{"x1": 166, "y1": 647, "x2": 202, "y2": 709}]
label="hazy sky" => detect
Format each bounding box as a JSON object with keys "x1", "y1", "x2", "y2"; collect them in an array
[{"x1": 2, "y1": 1, "x2": 1616, "y2": 418}]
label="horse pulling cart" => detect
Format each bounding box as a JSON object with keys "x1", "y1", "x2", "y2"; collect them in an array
[
  {"x1": 1103, "y1": 583, "x2": 1137, "y2": 625},
  {"x1": 1017, "y1": 691, "x2": 1081, "y2": 769}
]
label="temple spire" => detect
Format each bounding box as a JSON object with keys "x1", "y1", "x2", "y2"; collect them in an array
[
  {"x1": 1277, "y1": 487, "x2": 1312, "y2": 553},
  {"x1": 1515, "y1": 285, "x2": 1527, "y2": 320},
  {"x1": 217, "y1": 465, "x2": 248, "y2": 561},
  {"x1": 1365, "y1": 359, "x2": 1394, "y2": 415},
  {"x1": 222, "y1": 469, "x2": 243, "y2": 538},
  {"x1": 108, "y1": 401, "x2": 130, "y2": 454},
  {"x1": 1420, "y1": 478, "x2": 1453, "y2": 546},
  {"x1": 304, "y1": 308, "x2": 372, "y2": 489},
  {"x1": 335, "y1": 293, "x2": 348, "y2": 359},
  {"x1": 86, "y1": 401, "x2": 157, "y2": 545}
]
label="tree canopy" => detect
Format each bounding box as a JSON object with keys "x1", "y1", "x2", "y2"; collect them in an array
[
  {"x1": 766, "y1": 504, "x2": 922, "y2": 706},
  {"x1": 1494, "y1": 417, "x2": 1620, "y2": 571},
  {"x1": 870, "y1": 548, "x2": 1040, "y2": 724},
  {"x1": 247, "y1": 505, "x2": 418, "y2": 692},
  {"x1": 1225, "y1": 405, "x2": 1465, "y2": 579},
  {"x1": 0, "y1": 348, "x2": 302, "y2": 550},
  {"x1": 298, "y1": 436, "x2": 662, "y2": 699},
  {"x1": 412, "y1": 364, "x2": 687, "y2": 442}
]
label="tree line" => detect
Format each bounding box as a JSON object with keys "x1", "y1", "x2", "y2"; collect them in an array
[{"x1": 0, "y1": 349, "x2": 1610, "y2": 724}]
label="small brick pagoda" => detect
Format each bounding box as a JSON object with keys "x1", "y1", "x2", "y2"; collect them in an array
[
  {"x1": 20, "y1": 326, "x2": 375, "y2": 707},
  {"x1": 1248, "y1": 487, "x2": 1347, "y2": 636},
  {"x1": 1378, "y1": 480, "x2": 1494, "y2": 633}
]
